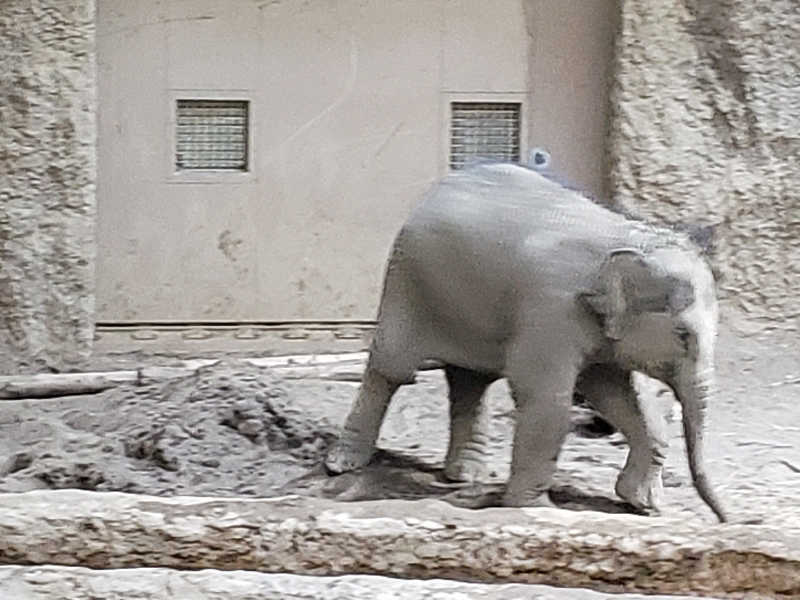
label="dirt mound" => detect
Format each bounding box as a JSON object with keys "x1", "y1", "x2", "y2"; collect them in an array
[{"x1": 0, "y1": 362, "x2": 337, "y2": 497}]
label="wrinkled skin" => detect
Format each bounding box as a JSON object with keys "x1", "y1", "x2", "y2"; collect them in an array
[{"x1": 325, "y1": 163, "x2": 727, "y2": 522}]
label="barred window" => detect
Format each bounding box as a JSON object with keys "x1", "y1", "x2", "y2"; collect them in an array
[
  {"x1": 175, "y1": 100, "x2": 249, "y2": 171},
  {"x1": 449, "y1": 102, "x2": 521, "y2": 170}
]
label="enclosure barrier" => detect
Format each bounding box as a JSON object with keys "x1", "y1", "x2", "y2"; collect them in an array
[
  {"x1": 0, "y1": 567, "x2": 748, "y2": 599},
  {"x1": 0, "y1": 490, "x2": 797, "y2": 598}
]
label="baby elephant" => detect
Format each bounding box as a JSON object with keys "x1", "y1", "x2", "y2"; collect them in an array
[{"x1": 325, "y1": 163, "x2": 727, "y2": 522}]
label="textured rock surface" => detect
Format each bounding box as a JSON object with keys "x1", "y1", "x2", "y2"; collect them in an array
[
  {"x1": 0, "y1": 490, "x2": 797, "y2": 597},
  {"x1": 609, "y1": 0, "x2": 800, "y2": 332},
  {"x1": 0, "y1": 0, "x2": 97, "y2": 373},
  {"x1": 0, "y1": 567, "x2": 728, "y2": 600}
]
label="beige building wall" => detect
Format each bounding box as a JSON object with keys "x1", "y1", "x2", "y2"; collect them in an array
[
  {"x1": 610, "y1": 0, "x2": 800, "y2": 333},
  {"x1": 0, "y1": 0, "x2": 97, "y2": 373},
  {"x1": 95, "y1": 0, "x2": 619, "y2": 350},
  {"x1": 524, "y1": 1, "x2": 619, "y2": 200}
]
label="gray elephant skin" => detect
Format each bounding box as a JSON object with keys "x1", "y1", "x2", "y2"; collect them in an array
[{"x1": 325, "y1": 163, "x2": 727, "y2": 522}]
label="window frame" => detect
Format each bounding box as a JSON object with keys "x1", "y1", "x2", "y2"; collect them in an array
[
  {"x1": 440, "y1": 92, "x2": 528, "y2": 176},
  {"x1": 166, "y1": 89, "x2": 256, "y2": 185},
  {"x1": 175, "y1": 99, "x2": 249, "y2": 172}
]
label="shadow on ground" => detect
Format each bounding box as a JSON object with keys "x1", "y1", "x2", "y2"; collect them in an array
[{"x1": 282, "y1": 448, "x2": 644, "y2": 516}]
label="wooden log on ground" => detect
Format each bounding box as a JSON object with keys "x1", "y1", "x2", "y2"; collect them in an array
[
  {"x1": 246, "y1": 352, "x2": 368, "y2": 368},
  {"x1": 267, "y1": 360, "x2": 368, "y2": 382},
  {"x1": 0, "y1": 567, "x2": 727, "y2": 600},
  {"x1": 0, "y1": 365, "x2": 366, "y2": 399},
  {"x1": 267, "y1": 357, "x2": 444, "y2": 382},
  {"x1": 0, "y1": 354, "x2": 377, "y2": 399},
  {"x1": 0, "y1": 490, "x2": 796, "y2": 598},
  {"x1": 0, "y1": 364, "x2": 219, "y2": 400},
  {"x1": 0, "y1": 371, "x2": 138, "y2": 399},
  {"x1": 0, "y1": 352, "x2": 443, "y2": 399}
]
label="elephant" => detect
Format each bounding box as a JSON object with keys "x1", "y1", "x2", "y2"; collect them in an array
[{"x1": 325, "y1": 162, "x2": 727, "y2": 522}]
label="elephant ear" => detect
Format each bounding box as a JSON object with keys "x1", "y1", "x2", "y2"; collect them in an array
[{"x1": 580, "y1": 248, "x2": 690, "y2": 340}]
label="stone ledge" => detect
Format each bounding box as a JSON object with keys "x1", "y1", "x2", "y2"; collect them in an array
[
  {"x1": 0, "y1": 567, "x2": 729, "y2": 600},
  {"x1": 0, "y1": 490, "x2": 797, "y2": 597}
]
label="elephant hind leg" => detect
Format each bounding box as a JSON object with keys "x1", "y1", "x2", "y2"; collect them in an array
[
  {"x1": 324, "y1": 362, "x2": 400, "y2": 475},
  {"x1": 443, "y1": 366, "x2": 496, "y2": 483},
  {"x1": 368, "y1": 271, "x2": 430, "y2": 385},
  {"x1": 578, "y1": 365, "x2": 668, "y2": 512}
]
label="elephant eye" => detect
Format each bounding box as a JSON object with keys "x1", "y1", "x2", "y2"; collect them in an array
[
  {"x1": 633, "y1": 292, "x2": 671, "y2": 313},
  {"x1": 674, "y1": 326, "x2": 693, "y2": 352}
]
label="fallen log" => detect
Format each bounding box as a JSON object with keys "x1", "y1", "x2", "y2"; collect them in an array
[
  {"x1": 0, "y1": 371, "x2": 138, "y2": 399},
  {"x1": 0, "y1": 566, "x2": 727, "y2": 600},
  {"x1": 244, "y1": 355, "x2": 440, "y2": 382},
  {"x1": 246, "y1": 351, "x2": 368, "y2": 368},
  {"x1": 0, "y1": 353, "x2": 444, "y2": 399},
  {"x1": 0, "y1": 355, "x2": 369, "y2": 400},
  {"x1": 266, "y1": 361, "x2": 368, "y2": 382},
  {"x1": 0, "y1": 490, "x2": 796, "y2": 598},
  {"x1": 0, "y1": 364, "x2": 219, "y2": 400},
  {"x1": 0, "y1": 364, "x2": 365, "y2": 399}
]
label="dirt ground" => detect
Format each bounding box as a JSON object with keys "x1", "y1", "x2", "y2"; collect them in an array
[{"x1": 0, "y1": 322, "x2": 797, "y2": 530}]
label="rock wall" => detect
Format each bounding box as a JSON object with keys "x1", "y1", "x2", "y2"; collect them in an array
[
  {"x1": 0, "y1": 0, "x2": 97, "y2": 373},
  {"x1": 609, "y1": 0, "x2": 800, "y2": 333}
]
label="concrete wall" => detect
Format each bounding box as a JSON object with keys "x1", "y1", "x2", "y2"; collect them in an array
[
  {"x1": 524, "y1": 0, "x2": 619, "y2": 200},
  {"x1": 0, "y1": 0, "x2": 97, "y2": 373},
  {"x1": 609, "y1": 0, "x2": 800, "y2": 333},
  {"x1": 96, "y1": 0, "x2": 523, "y2": 324},
  {"x1": 95, "y1": 0, "x2": 618, "y2": 335}
]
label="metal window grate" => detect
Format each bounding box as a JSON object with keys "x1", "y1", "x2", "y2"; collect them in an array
[
  {"x1": 176, "y1": 100, "x2": 249, "y2": 170},
  {"x1": 449, "y1": 102, "x2": 521, "y2": 170}
]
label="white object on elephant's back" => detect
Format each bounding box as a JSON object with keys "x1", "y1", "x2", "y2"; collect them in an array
[{"x1": 528, "y1": 147, "x2": 552, "y2": 172}]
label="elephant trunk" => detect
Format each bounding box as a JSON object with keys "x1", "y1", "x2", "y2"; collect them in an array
[{"x1": 674, "y1": 366, "x2": 728, "y2": 523}]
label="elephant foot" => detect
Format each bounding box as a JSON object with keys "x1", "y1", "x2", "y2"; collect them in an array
[
  {"x1": 323, "y1": 439, "x2": 374, "y2": 475},
  {"x1": 502, "y1": 489, "x2": 556, "y2": 509},
  {"x1": 441, "y1": 483, "x2": 505, "y2": 509},
  {"x1": 615, "y1": 471, "x2": 664, "y2": 513},
  {"x1": 443, "y1": 456, "x2": 489, "y2": 484}
]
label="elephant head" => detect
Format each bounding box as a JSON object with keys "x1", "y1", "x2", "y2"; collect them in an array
[{"x1": 582, "y1": 246, "x2": 727, "y2": 522}]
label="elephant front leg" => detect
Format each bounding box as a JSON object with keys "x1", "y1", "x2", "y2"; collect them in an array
[
  {"x1": 443, "y1": 366, "x2": 495, "y2": 483},
  {"x1": 503, "y1": 358, "x2": 578, "y2": 508},
  {"x1": 579, "y1": 365, "x2": 668, "y2": 513},
  {"x1": 324, "y1": 363, "x2": 400, "y2": 474}
]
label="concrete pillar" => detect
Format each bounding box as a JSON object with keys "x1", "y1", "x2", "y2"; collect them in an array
[{"x1": 0, "y1": 0, "x2": 97, "y2": 372}]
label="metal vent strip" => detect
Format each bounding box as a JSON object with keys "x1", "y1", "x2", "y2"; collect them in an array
[
  {"x1": 176, "y1": 99, "x2": 249, "y2": 170},
  {"x1": 449, "y1": 102, "x2": 521, "y2": 170}
]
